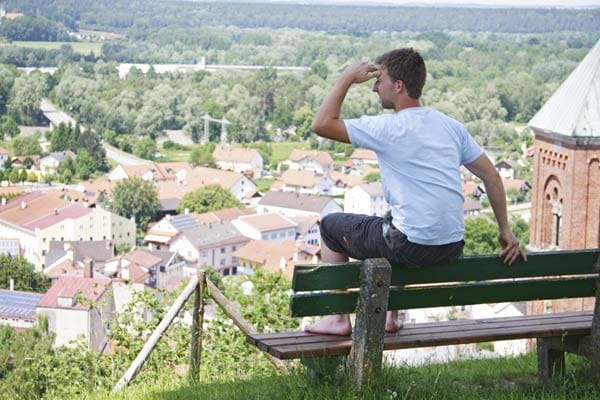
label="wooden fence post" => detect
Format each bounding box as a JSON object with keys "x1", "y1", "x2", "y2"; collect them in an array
[
  {"x1": 113, "y1": 275, "x2": 199, "y2": 392},
  {"x1": 347, "y1": 258, "x2": 391, "y2": 390},
  {"x1": 190, "y1": 271, "x2": 206, "y2": 381}
]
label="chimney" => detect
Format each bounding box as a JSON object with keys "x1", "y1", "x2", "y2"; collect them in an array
[
  {"x1": 184, "y1": 208, "x2": 190, "y2": 215},
  {"x1": 20, "y1": 201, "x2": 26, "y2": 209},
  {"x1": 9, "y1": 279, "x2": 14, "y2": 291},
  {"x1": 54, "y1": 208, "x2": 58, "y2": 215},
  {"x1": 1, "y1": 197, "x2": 6, "y2": 206},
  {"x1": 83, "y1": 258, "x2": 93, "y2": 278}
]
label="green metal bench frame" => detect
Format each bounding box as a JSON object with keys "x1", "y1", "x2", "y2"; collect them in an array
[{"x1": 247, "y1": 249, "x2": 600, "y2": 387}]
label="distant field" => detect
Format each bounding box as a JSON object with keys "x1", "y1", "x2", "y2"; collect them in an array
[
  {"x1": 3, "y1": 41, "x2": 102, "y2": 55},
  {"x1": 271, "y1": 141, "x2": 310, "y2": 164}
]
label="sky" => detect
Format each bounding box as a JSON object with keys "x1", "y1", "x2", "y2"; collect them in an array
[{"x1": 282, "y1": 0, "x2": 600, "y2": 7}]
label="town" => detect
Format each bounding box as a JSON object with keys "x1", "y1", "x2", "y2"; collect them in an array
[{"x1": 0, "y1": 0, "x2": 599, "y2": 398}]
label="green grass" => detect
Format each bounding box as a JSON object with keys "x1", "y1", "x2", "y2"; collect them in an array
[
  {"x1": 271, "y1": 141, "x2": 310, "y2": 164},
  {"x1": 88, "y1": 353, "x2": 600, "y2": 400},
  {"x1": 253, "y1": 177, "x2": 275, "y2": 192},
  {"x1": 2, "y1": 41, "x2": 102, "y2": 55}
]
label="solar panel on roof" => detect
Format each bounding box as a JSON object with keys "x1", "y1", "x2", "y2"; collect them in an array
[
  {"x1": 0, "y1": 290, "x2": 43, "y2": 319},
  {"x1": 171, "y1": 214, "x2": 199, "y2": 230}
]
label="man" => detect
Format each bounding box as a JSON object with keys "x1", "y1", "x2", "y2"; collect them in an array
[{"x1": 307, "y1": 48, "x2": 527, "y2": 336}]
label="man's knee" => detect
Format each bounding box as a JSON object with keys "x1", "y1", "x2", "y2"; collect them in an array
[{"x1": 320, "y1": 213, "x2": 343, "y2": 236}]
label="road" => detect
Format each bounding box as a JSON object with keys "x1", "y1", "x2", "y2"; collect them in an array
[{"x1": 103, "y1": 143, "x2": 152, "y2": 166}]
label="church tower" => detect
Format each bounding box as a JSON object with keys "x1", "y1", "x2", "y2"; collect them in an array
[{"x1": 529, "y1": 40, "x2": 600, "y2": 251}]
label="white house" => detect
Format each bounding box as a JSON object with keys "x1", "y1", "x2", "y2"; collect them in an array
[
  {"x1": 344, "y1": 182, "x2": 389, "y2": 217},
  {"x1": 349, "y1": 148, "x2": 378, "y2": 166},
  {"x1": 257, "y1": 191, "x2": 342, "y2": 219},
  {"x1": 168, "y1": 220, "x2": 249, "y2": 275},
  {"x1": 495, "y1": 160, "x2": 515, "y2": 180},
  {"x1": 40, "y1": 151, "x2": 76, "y2": 175},
  {"x1": 36, "y1": 273, "x2": 114, "y2": 351},
  {"x1": 0, "y1": 147, "x2": 8, "y2": 170},
  {"x1": 0, "y1": 191, "x2": 136, "y2": 270},
  {"x1": 232, "y1": 213, "x2": 297, "y2": 243},
  {"x1": 280, "y1": 170, "x2": 333, "y2": 195},
  {"x1": 212, "y1": 145, "x2": 263, "y2": 174},
  {"x1": 291, "y1": 215, "x2": 321, "y2": 246},
  {"x1": 284, "y1": 149, "x2": 333, "y2": 174}
]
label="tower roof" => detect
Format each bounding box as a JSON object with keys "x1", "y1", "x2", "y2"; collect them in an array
[{"x1": 529, "y1": 40, "x2": 600, "y2": 138}]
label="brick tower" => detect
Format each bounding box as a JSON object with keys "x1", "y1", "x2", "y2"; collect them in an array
[
  {"x1": 527, "y1": 40, "x2": 600, "y2": 316},
  {"x1": 529, "y1": 39, "x2": 600, "y2": 251}
]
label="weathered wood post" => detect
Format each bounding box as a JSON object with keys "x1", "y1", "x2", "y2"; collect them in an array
[
  {"x1": 113, "y1": 275, "x2": 199, "y2": 392},
  {"x1": 347, "y1": 258, "x2": 391, "y2": 390},
  {"x1": 591, "y1": 255, "x2": 600, "y2": 378},
  {"x1": 189, "y1": 271, "x2": 206, "y2": 381},
  {"x1": 536, "y1": 337, "x2": 565, "y2": 382}
]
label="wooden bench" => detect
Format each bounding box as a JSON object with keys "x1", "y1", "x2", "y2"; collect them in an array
[{"x1": 247, "y1": 249, "x2": 600, "y2": 387}]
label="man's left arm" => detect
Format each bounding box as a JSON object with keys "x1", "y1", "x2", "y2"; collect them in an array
[{"x1": 465, "y1": 154, "x2": 527, "y2": 265}]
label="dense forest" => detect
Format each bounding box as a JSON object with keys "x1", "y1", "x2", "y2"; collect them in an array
[{"x1": 3, "y1": 0, "x2": 600, "y2": 35}]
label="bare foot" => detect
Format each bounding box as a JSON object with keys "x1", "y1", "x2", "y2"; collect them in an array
[
  {"x1": 385, "y1": 310, "x2": 404, "y2": 333},
  {"x1": 305, "y1": 314, "x2": 352, "y2": 336}
]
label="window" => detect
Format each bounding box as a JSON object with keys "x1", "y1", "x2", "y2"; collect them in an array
[
  {"x1": 232, "y1": 245, "x2": 237, "y2": 252},
  {"x1": 220, "y1": 247, "x2": 225, "y2": 254},
  {"x1": 201, "y1": 251, "x2": 208, "y2": 257},
  {"x1": 220, "y1": 259, "x2": 225, "y2": 266}
]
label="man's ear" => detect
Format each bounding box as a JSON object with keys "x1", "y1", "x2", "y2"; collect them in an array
[{"x1": 394, "y1": 80, "x2": 405, "y2": 94}]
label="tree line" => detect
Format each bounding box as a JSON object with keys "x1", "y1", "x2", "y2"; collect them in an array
[{"x1": 5, "y1": 0, "x2": 600, "y2": 36}]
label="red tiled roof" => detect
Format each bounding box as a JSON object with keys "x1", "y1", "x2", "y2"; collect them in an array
[
  {"x1": 37, "y1": 276, "x2": 111, "y2": 310},
  {"x1": 289, "y1": 150, "x2": 333, "y2": 166},
  {"x1": 22, "y1": 203, "x2": 92, "y2": 230},
  {"x1": 213, "y1": 146, "x2": 260, "y2": 163}
]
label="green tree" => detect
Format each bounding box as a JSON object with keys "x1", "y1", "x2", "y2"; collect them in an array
[
  {"x1": 364, "y1": 172, "x2": 381, "y2": 183},
  {"x1": 10, "y1": 134, "x2": 42, "y2": 156},
  {"x1": 8, "y1": 169, "x2": 19, "y2": 185},
  {"x1": 510, "y1": 216, "x2": 530, "y2": 248},
  {"x1": 18, "y1": 169, "x2": 27, "y2": 184},
  {"x1": 75, "y1": 149, "x2": 97, "y2": 180},
  {"x1": 109, "y1": 177, "x2": 160, "y2": 231},
  {"x1": 293, "y1": 106, "x2": 315, "y2": 140},
  {"x1": 189, "y1": 142, "x2": 216, "y2": 167},
  {"x1": 463, "y1": 217, "x2": 500, "y2": 256},
  {"x1": 59, "y1": 168, "x2": 73, "y2": 184},
  {"x1": 249, "y1": 142, "x2": 273, "y2": 168},
  {"x1": 7, "y1": 73, "x2": 48, "y2": 125},
  {"x1": 132, "y1": 137, "x2": 157, "y2": 160},
  {"x1": 0, "y1": 115, "x2": 19, "y2": 139},
  {"x1": 176, "y1": 184, "x2": 242, "y2": 214},
  {"x1": 0, "y1": 255, "x2": 49, "y2": 292}
]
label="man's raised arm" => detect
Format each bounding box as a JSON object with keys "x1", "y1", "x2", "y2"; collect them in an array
[{"x1": 311, "y1": 62, "x2": 379, "y2": 144}]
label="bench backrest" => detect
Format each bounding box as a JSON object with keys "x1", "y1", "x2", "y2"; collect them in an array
[{"x1": 290, "y1": 249, "x2": 600, "y2": 317}]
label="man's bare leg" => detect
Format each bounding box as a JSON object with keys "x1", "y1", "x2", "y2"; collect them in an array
[
  {"x1": 385, "y1": 310, "x2": 404, "y2": 333},
  {"x1": 305, "y1": 242, "x2": 353, "y2": 335}
]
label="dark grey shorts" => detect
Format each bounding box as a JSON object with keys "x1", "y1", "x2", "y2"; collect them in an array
[{"x1": 320, "y1": 212, "x2": 464, "y2": 267}]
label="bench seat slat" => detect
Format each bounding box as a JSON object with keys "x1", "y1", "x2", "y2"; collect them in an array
[
  {"x1": 291, "y1": 276, "x2": 596, "y2": 317},
  {"x1": 292, "y1": 249, "x2": 600, "y2": 292},
  {"x1": 250, "y1": 311, "x2": 591, "y2": 349},
  {"x1": 248, "y1": 311, "x2": 593, "y2": 360}
]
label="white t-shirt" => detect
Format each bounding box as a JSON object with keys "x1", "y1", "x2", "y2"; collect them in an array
[{"x1": 345, "y1": 107, "x2": 483, "y2": 245}]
